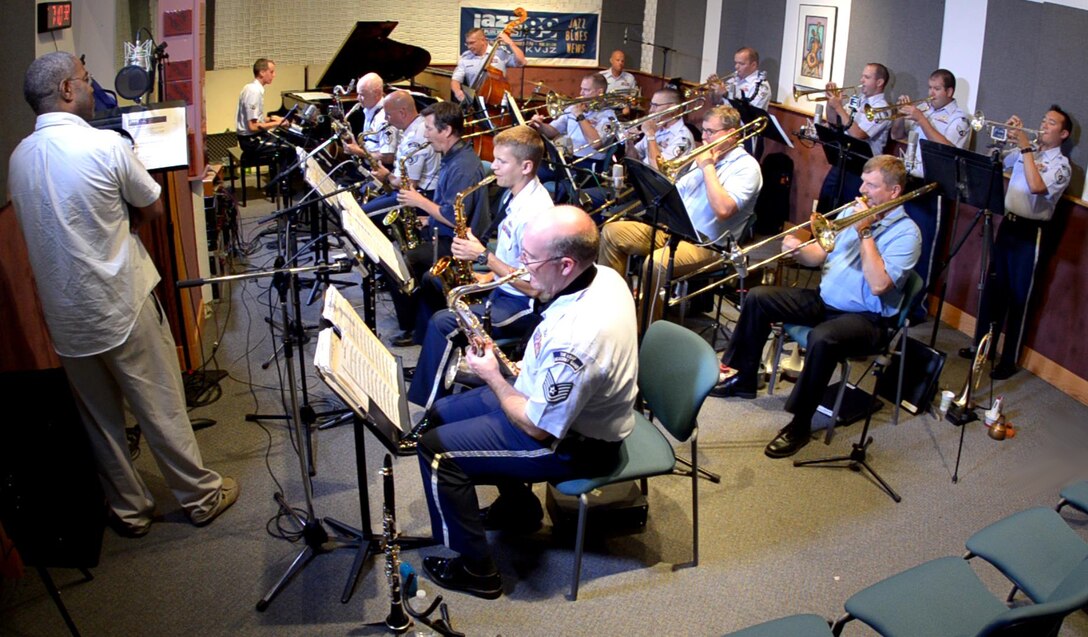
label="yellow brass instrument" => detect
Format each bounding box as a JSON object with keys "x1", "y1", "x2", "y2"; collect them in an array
[
  {"x1": 949, "y1": 326, "x2": 993, "y2": 418},
  {"x1": 970, "y1": 110, "x2": 1039, "y2": 146},
  {"x1": 430, "y1": 175, "x2": 496, "y2": 294},
  {"x1": 545, "y1": 90, "x2": 639, "y2": 118},
  {"x1": 382, "y1": 142, "x2": 430, "y2": 250},
  {"x1": 658, "y1": 116, "x2": 768, "y2": 182},
  {"x1": 668, "y1": 182, "x2": 940, "y2": 306},
  {"x1": 684, "y1": 73, "x2": 733, "y2": 99},
  {"x1": 569, "y1": 97, "x2": 706, "y2": 162},
  {"x1": 443, "y1": 268, "x2": 528, "y2": 390},
  {"x1": 793, "y1": 84, "x2": 862, "y2": 102},
  {"x1": 864, "y1": 97, "x2": 935, "y2": 122}
]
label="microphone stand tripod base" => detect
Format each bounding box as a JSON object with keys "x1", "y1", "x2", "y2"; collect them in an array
[{"x1": 945, "y1": 404, "x2": 979, "y2": 426}]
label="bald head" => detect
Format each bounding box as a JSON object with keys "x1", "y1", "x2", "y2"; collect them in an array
[
  {"x1": 529, "y1": 205, "x2": 599, "y2": 266},
  {"x1": 357, "y1": 72, "x2": 384, "y2": 107},
  {"x1": 383, "y1": 90, "x2": 418, "y2": 130}
]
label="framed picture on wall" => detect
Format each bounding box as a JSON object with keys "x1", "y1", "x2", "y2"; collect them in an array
[{"x1": 793, "y1": 4, "x2": 837, "y2": 91}]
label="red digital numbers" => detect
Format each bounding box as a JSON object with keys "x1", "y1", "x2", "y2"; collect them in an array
[{"x1": 38, "y1": 2, "x2": 72, "y2": 32}]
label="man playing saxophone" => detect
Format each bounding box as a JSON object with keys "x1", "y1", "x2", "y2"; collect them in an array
[
  {"x1": 598, "y1": 105, "x2": 762, "y2": 319},
  {"x1": 416, "y1": 206, "x2": 638, "y2": 599},
  {"x1": 379, "y1": 100, "x2": 487, "y2": 346},
  {"x1": 408, "y1": 125, "x2": 554, "y2": 409}
]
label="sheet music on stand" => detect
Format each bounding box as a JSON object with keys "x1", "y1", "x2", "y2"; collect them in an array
[
  {"x1": 301, "y1": 156, "x2": 413, "y2": 292},
  {"x1": 315, "y1": 286, "x2": 411, "y2": 445}
]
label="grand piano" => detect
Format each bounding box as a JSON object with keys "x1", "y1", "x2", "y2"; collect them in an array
[{"x1": 281, "y1": 21, "x2": 437, "y2": 143}]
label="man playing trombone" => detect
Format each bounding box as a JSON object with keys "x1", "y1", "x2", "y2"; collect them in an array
[
  {"x1": 598, "y1": 105, "x2": 762, "y2": 318},
  {"x1": 714, "y1": 155, "x2": 921, "y2": 459},
  {"x1": 625, "y1": 87, "x2": 696, "y2": 170},
  {"x1": 530, "y1": 73, "x2": 620, "y2": 175}
]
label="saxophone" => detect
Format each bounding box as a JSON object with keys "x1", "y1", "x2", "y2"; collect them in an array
[
  {"x1": 443, "y1": 268, "x2": 527, "y2": 390},
  {"x1": 383, "y1": 142, "x2": 430, "y2": 250},
  {"x1": 430, "y1": 174, "x2": 496, "y2": 294},
  {"x1": 380, "y1": 454, "x2": 411, "y2": 632}
]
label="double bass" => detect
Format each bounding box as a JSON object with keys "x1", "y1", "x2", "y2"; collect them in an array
[{"x1": 462, "y1": 8, "x2": 527, "y2": 161}]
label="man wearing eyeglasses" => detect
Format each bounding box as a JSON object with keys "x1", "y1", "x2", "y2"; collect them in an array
[
  {"x1": 625, "y1": 87, "x2": 695, "y2": 171},
  {"x1": 9, "y1": 53, "x2": 238, "y2": 537},
  {"x1": 598, "y1": 105, "x2": 762, "y2": 320},
  {"x1": 416, "y1": 206, "x2": 638, "y2": 599}
]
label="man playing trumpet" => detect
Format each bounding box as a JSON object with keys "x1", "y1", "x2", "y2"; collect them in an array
[
  {"x1": 707, "y1": 47, "x2": 771, "y2": 111},
  {"x1": 713, "y1": 155, "x2": 921, "y2": 459},
  {"x1": 598, "y1": 105, "x2": 762, "y2": 319}
]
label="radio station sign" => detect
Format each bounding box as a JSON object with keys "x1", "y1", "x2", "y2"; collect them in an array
[{"x1": 459, "y1": 6, "x2": 600, "y2": 65}]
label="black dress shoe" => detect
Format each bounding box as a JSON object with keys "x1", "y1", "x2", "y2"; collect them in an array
[
  {"x1": 709, "y1": 374, "x2": 757, "y2": 399},
  {"x1": 423, "y1": 556, "x2": 503, "y2": 600},
  {"x1": 391, "y1": 331, "x2": 415, "y2": 347},
  {"x1": 764, "y1": 427, "x2": 811, "y2": 459},
  {"x1": 958, "y1": 347, "x2": 976, "y2": 360},
  {"x1": 479, "y1": 496, "x2": 543, "y2": 533},
  {"x1": 990, "y1": 363, "x2": 1018, "y2": 380}
]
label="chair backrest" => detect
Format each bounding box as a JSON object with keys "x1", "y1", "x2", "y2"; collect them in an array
[
  {"x1": 894, "y1": 270, "x2": 926, "y2": 329},
  {"x1": 637, "y1": 321, "x2": 719, "y2": 443},
  {"x1": 978, "y1": 557, "x2": 1088, "y2": 636}
]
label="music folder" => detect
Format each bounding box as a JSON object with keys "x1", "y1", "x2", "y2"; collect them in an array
[
  {"x1": 919, "y1": 139, "x2": 1005, "y2": 213},
  {"x1": 623, "y1": 157, "x2": 701, "y2": 244},
  {"x1": 728, "y1": 99, "x2": 793, "y2": 149}
]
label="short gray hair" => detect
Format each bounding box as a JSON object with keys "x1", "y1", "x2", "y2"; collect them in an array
[{"x1": 24, "y1": 52, "x2": 77, "y2": 115}]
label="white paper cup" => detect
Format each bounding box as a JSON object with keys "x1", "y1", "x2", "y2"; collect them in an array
[{"x1": 939, "y1": 390, "x2": 955, "y2": 412}]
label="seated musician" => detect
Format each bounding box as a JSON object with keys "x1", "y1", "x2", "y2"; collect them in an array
[
  {"x1": 889, "y1": 68, "x2": 970, "y2": 291},
  {"x1": 362, "y1": 90, "x2": 440, "y2": 216},
  {"x1": 407, "y1": 125, "x2": 554, "y2": 410},
  {"x1": 417, "y1": 206, "x2": 637, "y2": 600},
  {"x1": 344, "y1": 72, "x2": 398, "y2": 169},
  {"x1": 598, "y1": 105, "x2": 762, "y2": 319},
  {"x1": 707, "y1": 47, "x2": 771, "y2": 111},
  {"x1": 816, "y1": 63, "x2": 892, "y2": 212},
  {"x1": 235, "y1": 58, "x2": 285, "y2": 177},
  {"x1": 714, "y1": 155, "x2": 921, "y2": 459},
  {"x1": 626, "y1": 87, "x2": 695, "y2": 170},
  {"x1": 530, "y1": 73, "x2": 620, "y2": 187},
  {"x1": 600, "y1": 49, "x2": 638, "y2": 94},
  {"x1": 379, "y1": 100, "x2": 487, "y2": 347},
  {"x1": 962, "y1": 106, "x2": 1071, "y2": 380},
  {"x1": 450, "y1": 27, "x2": 526, "y2": 105}
]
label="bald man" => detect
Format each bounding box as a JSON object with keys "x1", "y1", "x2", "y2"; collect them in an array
[
  {"x1": 417, "y1": 206, "x2": 638, "y2": 599},
  {"x1": 600, "y1": 50, "x2": 637, "y2": 94},
  {"x1": 344, "y1": 72, "x2": 397, "y2": 166}
]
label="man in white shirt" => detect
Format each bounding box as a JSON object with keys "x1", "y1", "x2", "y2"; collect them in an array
[
  {"x1": 344, "y1": 72, "x2": 397, "y2": 167},
  {"x1": 235, "y1": 58, "x2": 283, "y2": 156},
  {"x1": 451, "y1": 27, "x2": 527, "y2": 105},
  {"x1": 600, "y1": 50, "x2": 638, "y2": 94},
  {"x1": 626, "y1": 87, "x2": 696, "y2": 170},
  {"x1": 9, "y1": 53, "x2": 238, "y2": 538},
  {"x1": 709, "y1": 47, "x2": 771, "y2": 111}
]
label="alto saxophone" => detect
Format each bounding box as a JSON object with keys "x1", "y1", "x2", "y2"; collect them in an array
[
  {"x1": 443, "y1": 268, "x2": 527, "y2": 390},
  {"x1": 430, "y1": 174, "x2": 496, "y2": 295},
  {"x1": 383, "y1": 142, "x2": 430, "y2": 250}
]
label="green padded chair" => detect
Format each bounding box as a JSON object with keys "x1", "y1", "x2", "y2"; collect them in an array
[
  {"x1": 832, "y1": 555, "x2": 1088, "y2": 636},
  {"x1": 964, "y1": 506, "x2": 1088, "y2": 603},
  {"x1": 1056, "y1": 480, "x2": 1088, "y2": 516},
  {"x1": 551, "y1": 320, "x2": 719, "y2": 600},
  {"x1": 721, "y1": 614, "x2": 834, "y2": 636}
]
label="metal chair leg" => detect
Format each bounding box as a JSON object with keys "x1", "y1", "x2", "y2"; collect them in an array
[{"x1": 568, "y1": 494, "x2": 589, "y2": 601}]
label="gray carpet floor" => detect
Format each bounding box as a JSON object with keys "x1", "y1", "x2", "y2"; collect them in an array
[{"x1": 2, "y1": 187, "x2": 1087, "y2": 637}]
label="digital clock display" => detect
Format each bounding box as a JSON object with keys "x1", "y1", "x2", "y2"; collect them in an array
[{"x1": 38, "y1": 2, "x2": 73, "y2": 33}]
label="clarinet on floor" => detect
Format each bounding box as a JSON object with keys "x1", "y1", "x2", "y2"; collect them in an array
[{"x1": 381, "y1": 454, "x2": 411, "y2": 632}]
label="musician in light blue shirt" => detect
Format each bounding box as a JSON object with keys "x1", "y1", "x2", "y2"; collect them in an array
[{"x1": 451, "y1": 27, "x2": 526, "y2": 104}]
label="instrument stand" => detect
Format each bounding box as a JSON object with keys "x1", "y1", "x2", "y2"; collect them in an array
[{"x1": 794, "y1": 346, "x2": 902, "y2": 503}]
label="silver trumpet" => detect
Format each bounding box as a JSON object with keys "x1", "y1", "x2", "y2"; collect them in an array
[{"x1": 443, "y1": 268, "x2": 528, "y2": 390}]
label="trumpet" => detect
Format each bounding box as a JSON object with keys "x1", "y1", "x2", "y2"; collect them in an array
[
  {"x1": 684, "y1": 74, "x2": 734, "y2": 99},
  {"x1": 793, "y1": 84, "x2": 862, "y2": 102},
  {"x1": 658, "y1": 116, "x2": 767, "y2": 182},
  {"x1": 864, "y1": 96, "x2": 935, "y2": 122},
  {"x1": 969, "y1": 110, "x2": 1039, "y2": 146},
  {"x1": 668, "y1": 182, "x2": 940, "y2": 306},
  {"x1": 545, "y1": 90, "x2": 639, "y2": 118}
]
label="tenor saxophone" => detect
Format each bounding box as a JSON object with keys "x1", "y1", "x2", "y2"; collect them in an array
[
  {"x1": 383, "y1": 142, "x2": 430, "y2": 250},
  {"x1": 430, "y1": 174, "x2": 496, "y2": 295},
  {"x1": 443, "y1": 268, "x2": 528, "y2": 390}
]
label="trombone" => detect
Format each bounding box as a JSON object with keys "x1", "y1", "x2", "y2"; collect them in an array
[
  {"x1": 667, "y1": 182, "x2": 940, "y2": 306},
  {"x1": 864, "y1": 96, "x2": 934, "y2": 122},
  {"x1": 792, "y1": 84, "x2": 862, "y2": 102},
  {"x1": 567, "y1": 96, "x2": 706, "y2": 163},
  {"x1": 658, "y1": 116, "x2": 767, "y2": 182},
  {"x1": 969, "y1": 110, "x2": 1039, "y2": 145},
  {"x1": 545, "y1": 90, "x2": 639, "y2": 118}
]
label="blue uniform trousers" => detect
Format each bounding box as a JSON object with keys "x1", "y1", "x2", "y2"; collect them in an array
[{"x1": 417, "y1": 385, "x2": 621, "y2": 561}]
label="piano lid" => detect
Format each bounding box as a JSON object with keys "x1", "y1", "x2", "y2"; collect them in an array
[{"x1": 315, "y1": 21, "x2": 431, "y2": 89}]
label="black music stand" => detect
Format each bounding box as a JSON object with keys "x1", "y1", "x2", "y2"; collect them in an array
[
  {"x1": 728, "y1": 101, "x2": 793, "y2": 158},
  {"x1": 915, "y1": 141, "x2": 1004, "y2": 483},
  {"x1": 814, "y1": 123, "x2": 873, "y2": 209}
]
